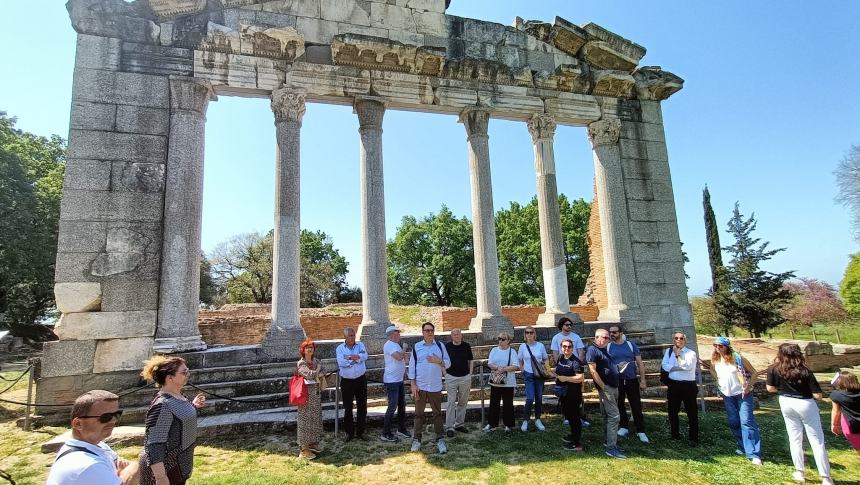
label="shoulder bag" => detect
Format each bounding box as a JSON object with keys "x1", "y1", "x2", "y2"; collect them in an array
[
  {"x1": 659, "y1": 348, "x2": 673, "y2": 386},
  {"x1": 525, "y1": 343, "x2": 549, "y2": 380},
  {"x1": 289, "y1": 363, "x2": 309, "y2": 406},
  {"x1": 489, "y1": 349, "x2": 512, "y2": 385}
]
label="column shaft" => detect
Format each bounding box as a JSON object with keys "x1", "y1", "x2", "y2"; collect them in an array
[
  {"x1": 155, "y1": 77, "x2": 215, "y2": 353},
  {"x1": 263, "y1": 88, "x2": 308, "y2": 357},
  {"x1": 588, "y1": 119, "x2": 641, "y2": 323},
  {"x1": 460, "y1": 108, "x2": 512, "y2": 336}
]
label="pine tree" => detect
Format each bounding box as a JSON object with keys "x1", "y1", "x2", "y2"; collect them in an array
[
  {"x1": 702, "y1": 186, "x2": 725, "y2": 294},
  {"x1": 714, "y1": 203, "x2": 795, "y2": 337}
]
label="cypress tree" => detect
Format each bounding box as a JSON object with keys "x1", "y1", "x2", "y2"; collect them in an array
[{"x1": 703, "y1": 186, "x2": 724, "y2": 294}]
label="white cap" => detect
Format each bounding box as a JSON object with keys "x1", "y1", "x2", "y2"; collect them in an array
[{"x1": 385, "y1": 325, "x2": 400, "y2": 335}]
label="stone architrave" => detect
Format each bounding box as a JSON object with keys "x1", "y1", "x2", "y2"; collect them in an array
[
  {"x1": 459, "y1": 107, "x2": 513, "y2": 336},
  {"x1": 354, "y1": 96, "x2": 391, "y2": 352},
  {"x1": 263, "y1": 88, "x2": 308, "y2": 358},
  {"x1": 155, "y1": 76, "x2": 215, "y2": 354},
  {"x1": 587, "y1": 119, "x2": 641, "y2": 323},
  {"x1": 527, "y1": 114, "x2": 582, "y2": 327}
]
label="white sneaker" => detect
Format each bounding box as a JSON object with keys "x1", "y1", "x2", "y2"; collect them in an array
[
  {"x1": 563, "y1": 419, "x2": 569, "y2": 425},
  {"x1": 617, "y1": 427, "x2": 629, "y2": 437},
  {"x1": 483, "y1": 424, "x2": 492, "y2": 433},
  {"x1": 436, "y1": 439, "x2": 448, "y2": 455},
  {"x1": 637, "y1": 432, "x2": 650, "y2": 444},
  {"x1": 751, "y1": 457, "x2": 762, "y2": 466},
  {"x1": 410, "y1": 439, "x2": 421, "y2": 452},
  {"x1": 521, "y1": 420, "x2": 529, "y2": 432},
  {"x1": 792, "y1": 470, "x2": 805, "y2": 483},
  {"x1": 535, "y1": 419, "x2": 546, "y2": 431},
  {"x1": 504, "y1": 426, "x2": 511, "y2": 432},
  {"x1": 821, "y1": 478, "x2": 834, "y2": 485}
]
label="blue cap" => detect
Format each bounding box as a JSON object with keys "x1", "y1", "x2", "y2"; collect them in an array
[{"x1": 714, "y1": 336, "x2": 730, "y2": 347}]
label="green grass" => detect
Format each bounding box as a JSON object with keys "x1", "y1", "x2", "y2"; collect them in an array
[
  {"x1": 2, "y1": 368, "x2": 858, "y2": 485},
  {"x1": 767, "y1": 323, "x2": 860, "y2": 345}
]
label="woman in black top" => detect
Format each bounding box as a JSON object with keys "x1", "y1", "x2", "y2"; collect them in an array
[
  {"x1": 555, "y1": 337, "x2": 585, "y2": 451},
  {"x1": 830, "y1": 371, "x2": 860, "y2": 452},
  {"x1": 766, "y1": 343, "x2": 832, "y2": 484}
]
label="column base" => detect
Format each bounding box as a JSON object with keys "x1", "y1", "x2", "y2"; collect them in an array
[
  {"x1": 536, "y1": 311, "x2": 584, "y2": 327},
  {"x1": 153, "y1": 335, "x2": 207, "y2": 354},
  {"x1": 356, "y1": 321, "x2": 390, "y2": 355},
  {"x1": 598, "y1": 305, "x2": 642, "y2": 325},
  {"x1": 261, "y1": 325, "x2": 307, "y2": 360},
  {"x1": 469, "y1": 314, "x2": 513, "y2": 340}
]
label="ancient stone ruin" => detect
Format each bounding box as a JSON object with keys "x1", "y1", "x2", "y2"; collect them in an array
[{"x1": 41, "y1": 0, "x2": 689, "y2": 412}]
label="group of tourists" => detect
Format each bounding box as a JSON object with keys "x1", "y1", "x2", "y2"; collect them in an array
[{"x1": 46, "y1": 322, "x2": 860, "y2": 485}]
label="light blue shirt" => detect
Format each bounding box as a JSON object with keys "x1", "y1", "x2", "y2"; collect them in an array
[
  {"x1": 336, "y1": 341, "x2": 368, "y2": 379},
  {"x1": 408, "y1": 340, "x2": 450, "y2": 392}
]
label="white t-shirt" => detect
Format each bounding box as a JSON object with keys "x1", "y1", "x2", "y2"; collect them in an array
[
  {"x1": 488, "y1": 346, "x2": 517, "y2": 387},
  {"x1": 714, "y1": 359, "x2": 743, "y2": 397},
  {"x1": 518, "y1": 341, "x2": 549, "y2": 374},
  {"x1": 383, "y1": 339, "x2": 406, "y2": 383},
  {"x1": 551, "y1": 331, "x2": 584, "y2": 354},
  {"x1": 46, "y1": 438, "x2": 121, "y2": 485}
]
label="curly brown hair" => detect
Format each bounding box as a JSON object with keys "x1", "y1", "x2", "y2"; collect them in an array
[
  {"x1": 141, "y1": 355, "x2": 186, "y2": 387},
  {"x1": 834, "y1": 371, "x2": 860, "y2": 392},
  {"x1": 772, "y1": 343, "x2": 810, "y2": 383}
]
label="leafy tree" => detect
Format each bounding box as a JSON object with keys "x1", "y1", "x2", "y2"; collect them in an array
[
  {"x1": 782, "y1": 278, "x2": 848, "y2": 328},
  {"x1": 834, "y1": 145, "x2": 860, "y2": 242},
  {"x1": 713, "y1": 203, "x2": 795, "y2": 337},
  {"x1": 387, "y1": 206, "x2": 476, "y2": 307},
  {"x1": 198, "y1": 253, "x2": 220, "y2": 306},
  {"x1": 703, "y1": 186, "x2": 725, "y2": 293},
  {"x1": 0, "y1": 112, "x2": 65, "y2": 339},
  {"x1": 300, "y1": 230, "x2": 350, "y2": 307},
  {"x1": 840, "y1": 253, "x2": 860, "y2": 317},
  {"x1": 495, "y1": 195, "x2": 590, "y2": 305},
  {"x1": 690, "y1": 295, "x2": 730, "y2": 336}
]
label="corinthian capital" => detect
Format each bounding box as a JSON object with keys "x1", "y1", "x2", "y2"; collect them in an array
[
  {"x1": 587, "y1": 119, "x2": 621, "y2": 147},
  {"x1": 459, "y1": 107, "x2": 491, "y2": 138},
  {"x1": 169, "y1": 76, "x2": 216, "y2": 115},
  {"x1": 527, "y1": 114, "x2": 557, "y2": 144},
  {"x1": 271, "y1": 88, "x2": 307, "y2": 124},
  {"x1": 353, "y1": 96, "x2": 386, "y2": 130}
]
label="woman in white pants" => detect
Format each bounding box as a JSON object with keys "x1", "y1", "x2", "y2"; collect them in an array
[{"x1": 766, "y1": 343, "x2": 832, "y2": 484}]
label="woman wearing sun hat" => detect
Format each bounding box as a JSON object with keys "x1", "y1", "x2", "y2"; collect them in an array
[{"x1": 707, "y1": 336, "x2": 763, "y2": 465}]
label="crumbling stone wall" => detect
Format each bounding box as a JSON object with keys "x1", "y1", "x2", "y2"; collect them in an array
[{"x1": 578, "y1": 187, "x2": 607, "y2": 308}]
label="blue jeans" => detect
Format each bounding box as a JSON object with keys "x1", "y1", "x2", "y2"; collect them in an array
[
  {"x1": 723, "y1": 393, "x2": 762, "y2": 459},
  {"x1": 523, "y1": 371, "x2": 544, "y2": 420},
  {"x1": 383, "y1": 382, "x2": 406, "y2": 435}
]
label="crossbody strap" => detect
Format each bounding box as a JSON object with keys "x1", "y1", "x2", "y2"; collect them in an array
[{"x1": 55, "y1": 445, "x2": 98, "y2": 463}]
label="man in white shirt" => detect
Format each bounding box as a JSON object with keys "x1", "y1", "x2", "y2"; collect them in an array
[
  {"x1": 46, "y1": 390, "x2": 139, "y2": 485},
  {"x1": 408, "y1": 322, "x2": 451, "y2": 454},
  {"x1": 336, "y1": 327, "x2": 369, "y2": 441},
  {"x1": 380, "y1": 325, "x2": 410, "y2": 442},
  {"x1": 660, "y1": 331, "x2": 700, "y2": 446}
]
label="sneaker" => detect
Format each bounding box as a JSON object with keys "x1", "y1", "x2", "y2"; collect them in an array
[
  {"x1": 792, "y1": 470, "x2": 805, "y2": 483},
  {"x1": 581, "y1": 419, "x2": 590, "y2": 428},
  {"x1": 521, "y1": 420, "x2": 529, "y2": 432},
  {"x1": 504, "y1": 426, "x2": 511, "y2": 433},
  {"x1": 396, "y1": 430, "x2": 411, "y2": 440},
  {"x1": 379, "y1": 434, "x2": 398, "y2": 443},
  {"x1": 535, "y1": 419, "x2": 546, "y2": 431},
  {"x1": 617, "y1": 427, "x2": 629, "y2": 437},
  {"x1": 735, "y1": 448, "x2": 745, "y2": 456},
  {"x1": 437, "y1": 439, "x2": 448, "y2": 455},
  {"x1": 446, "y1": 429, "x2": 455, "y2": 438},
  {"x1": 821, "y1": 478, "x2": 835, "y2": 485},
  {"x1": 637, "y1": 432, "x2": 650, "y2": 444},
  {"x1": 563, "y1": 442, "x2": 584, "y2": 452},
  {"x1": 483, "y1": 424, "x2": 493, "y2": 433},
  {"x1": 562, "y1": 434, "x2": 574, "y2": 444},
  {"x1": 410, "y1": 439, "x2": 421, "y2": 452},
  {"x1": 606, "y1": 446, "x2": 627, "y2": 459},
  {"x1": 563, "y1": 419, "x2": 569, "y2": 425},
  {"x1": 455, "y1": 425, "x2": 469, "y2": 433},
  {"x1": 298, "y1": 448, "x2": 317, "y2": 460},
  {"x1": 751, "y1": 457, "x2": 762, "y2": 466}
]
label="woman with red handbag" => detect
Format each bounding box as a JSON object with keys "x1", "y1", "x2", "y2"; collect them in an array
[{"x1": 295, "y1": 339, "x2": 327, "y2": 459}]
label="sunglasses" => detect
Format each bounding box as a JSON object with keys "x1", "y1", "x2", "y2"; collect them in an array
[
  {"x1": 497, "y1": 337, "x2": 508, "y2": 341},
  {"x1": 525, "y1": 331, "x2": 535, "y2": 334},
  {"x1": 561, "y1": 344, "x2": 572, "y2": 349},
  {"x1": 674, "y1": 337, "x2": 686, "y2": 340},
  {"x1": 422, "y1": 329, "x2": 434, "y2": 333},
  {"x1": 562, "y1": 323, "x2": 572, "y2": 326},
  {"x1": 79, "y1": 410, "x2": 123, "y2": 423},
  {"x1": 609, "y1": 330, "x2": 620, "y2": 334}
]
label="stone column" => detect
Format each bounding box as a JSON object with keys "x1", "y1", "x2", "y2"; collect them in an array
[
  {"x1": 262, "y1": 88, "x2": 308, "y2": 358},
  {"x1": 354, "y1": 97, "x2": 391, "y2": 352},
  {"x1": 154, "y1": 77, "x2": 215, "y2": 353},
  {"x1": 528, "y1": 114, "x2": 582, "y2": 326},
  {"x1": 588, "y1": 118, "x2": 641, "y2": 323},
  {"x1": 460, "y1": 107, "x2": 513, "y2": 336}
]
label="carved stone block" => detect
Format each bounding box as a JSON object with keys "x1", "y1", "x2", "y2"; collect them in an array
[
  {"x1": 73, "y1": 69, "x2": 169, "y2": 109},
  {"x1": 581, "y1": 41, "x2": 639, "y2": 72},
  {"x1": 120, "y1": 42, "x2": 194, "y2": 76},
  {"x1": 57, "y1": 221, "x2": 107, "y2": 253},
  {"x1": 41, "y1": 340, "x2": 96, "y2": 378},
  {"x1": 93, "y1": 337, "x2": 154, "y2": 373},
  {"x1": 591, "y1": 70, "x2": 635, "y2": 98},
  {"x1": 258, "y1": 0, "x2": 321, "y2": 18},
  {"x1": 331, "y1": 33, "x2": 445, "y2": 76},
  {"x1": 239, "y1": 24, "x2": 305, "y2": 60},
  {"x1": 59, "y1": 190, "x2": 164, "y2": 222},
  {"x1": 582, "y1": 22, "x2": 646, "y2": 64},
  {"x1": 148, "y1": 0, "x2": 206, "y2": 18},
  {"x1": 70, "y1": 101, "x2": 117, "y2": 132},
  {"x1": 68, "y1": 130, "x2": 167, "y2": 163},
  {"x1": 633, "y1": 66, "x2": 684, "y2": 101},
  {"x1": 55, "y1": 311, "x2": 157, "y2": 340},
  {"x1": 296, "y1": 17, "x2": 339, "y2": 44},
  {"x1": 321, "y1": 0, "x2": 371, "y2": 25},
  {"x1": 75, "y1": 34, "x2": 121, "y2": 71},
  {"x1": 63, "y1": 159, "x2": 112, "y2": 192},
  {"x1": 405, "y1": 0, "x2": 445, "y2": 13},
  {"x1": 550, "y1": 17, "x2": 588, "y2": 56},
  {"x1": 102, "y1": 280, "x2": 159, "y2": 311},
  {"x1": 115, "y1": 106, "x2": 170, "y2": 136},
  {"x1": 283, "y1": 61, "x2": 371, "y2": 98},
  {"x1": 413, "y1": 10, "x2": 447, "y2": 36},
  {"x1": 369, "y1": 70, "x2": 433, "y2": 106},
  {"x1": 54, "y1": 282, "x2": 102, "y2": 314},
  {"x1": 542, "y1": 92, "x2": 600, "y2": 125},
  {"x1": 370, "y1": 3, "x2": 417, "y2": 31}
]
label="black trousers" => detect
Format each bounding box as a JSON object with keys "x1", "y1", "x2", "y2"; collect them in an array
[
  {"x1": 618, "y1": 377, "x2": 645, "y2": 433},
  {"x1": 340, "y1": 374, "x2": 367, "y2": 437},
  {"x1": 488, "y1": 386, "x2": 514, "y2": 428},
  {"x1": 667, "y1": 379, "x2": 699, "y2": 442},
  {"x1": 559, "y1": 389, "x2": 583, "y2": 446}
]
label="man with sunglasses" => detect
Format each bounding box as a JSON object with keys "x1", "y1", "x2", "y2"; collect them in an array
[
  {"x1": 47, "y1": 390, "x2": 139, "y2": 485},
  {"x1": 607, "y1": 325, "x2": 650, "y2": 444},
  {"x1": 661, "y1": 331, "x2": 700, "y2": 446},
  {"x1": 587, "y1": 329, "x2": 625, "y2": 459}
]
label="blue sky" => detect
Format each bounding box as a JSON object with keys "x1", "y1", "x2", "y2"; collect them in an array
[{"x1": 2, "y1": 1, "x2": 858, "y2": 297}]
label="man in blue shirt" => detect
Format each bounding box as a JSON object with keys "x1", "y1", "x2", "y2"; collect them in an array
[
  {"x1": 336, "y1": 327, "x2": 369, "y2": 441},
  {"x1": 608, "y1": 324, "x2": 650, "y2": 443},
  {"x1": 586, "y1": 328, "x2": 625, "y2": 459},
  {"x1": 408, "y1": 322, "x2": 451, "y2": 454}
]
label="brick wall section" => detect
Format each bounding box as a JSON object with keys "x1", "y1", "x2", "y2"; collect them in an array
[
  {"x1": 441, "y1": 305, "x2": 600, "y2": 331},
  {"x1": 198, "y1": 311, "x2": 363, "y2": 345},
  {"x1": 301, "y1": 316, "x2": 362, "y2": 340},
  {"x1": 578, "y1": 187, "x2": 607, "y2": 308}
]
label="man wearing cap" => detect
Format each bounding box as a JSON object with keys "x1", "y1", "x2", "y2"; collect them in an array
[
  {"x1": 607, "y1": 324, "x2": 650, "y2": 443},
  {"x1": 46, "y1": 390, "x2": 139, "y2": 485},
  {"x1": 444, "y1": 328, "x2": 474, "y2": 438},
  {"x1": 336, "y1": 327, "x2": 369, "y2": 441},
  {"x1": 409, "y1": 322, "x2": 451, "y2": 454},
  {"x1": 380, "y1": 325, "x2": 411, "y2": 442}
]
